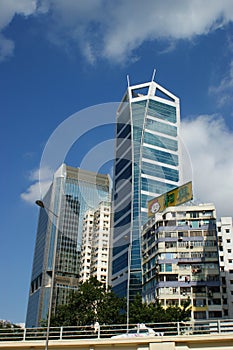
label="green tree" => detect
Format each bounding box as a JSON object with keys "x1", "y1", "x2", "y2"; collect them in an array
[
  {"x1": 128, "y1": 294, "x2": 154, "y2": 323},
  {"x1": 50, "y1": 278, "x2": 191, "y2": 327},
  {"x1": 128, "y1": 295, "x2": 191, "y2": 324},
  {"x1": 51, "y1": 277, "x2": 125, "y2": 326},
  {"x1": 156, "y1": 298, "x2": 191, "y2": 323}
]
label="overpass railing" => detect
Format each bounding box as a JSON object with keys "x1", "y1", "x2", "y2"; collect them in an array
[{"x1": 1, "y1": 319, "x2": 233, "y2": 342}]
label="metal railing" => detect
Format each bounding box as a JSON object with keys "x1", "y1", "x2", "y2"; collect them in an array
[{"x1": 1, "y1": 319, "x2": 233, "y2": 342}]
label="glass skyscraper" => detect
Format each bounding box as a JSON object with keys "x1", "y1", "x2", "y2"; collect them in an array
[
  {"x1": 111, "y1": 78, "x2": 182, "y2": 300},
  {"x1": 26, "y1": 164, "x2": 110, "y2": 327}
]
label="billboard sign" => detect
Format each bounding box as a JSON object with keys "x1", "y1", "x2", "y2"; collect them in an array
[{"x1": 148, "y1": 181, "x2": 193, "y2": 217}]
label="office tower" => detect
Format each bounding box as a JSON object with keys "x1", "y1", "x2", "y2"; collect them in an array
[
  {"x1": 217, "y1": 217, "x2": 233, "y2": 318},
  {"x1": 26, "y1": 164, "x2": 110, "y2": 327},
  {"x1": 79, "y1": 201, "x2": 111, "y2": 286},
  {"x1": 111, "y1": 77, "x2": 182, "y2": 300},
  {"x1": 142, "y1": 204, "x2": 222, "y2": 320}
]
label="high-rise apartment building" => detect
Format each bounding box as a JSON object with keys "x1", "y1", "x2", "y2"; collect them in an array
[
  {"x1": 79, "y1": 201, "x2": 111, "y2": 286},
  {"x1": 111, "y1": 78, "x2": 182, "y2": 300},
  {"x1": 142, "y1": 204, "x2": 222, "y2": 320},
  {"x1": 79, "y1": 210, "x2": 94, "y2": 283},
  {"x1": 26, "y1": 164, "x2": 110, "y2": 327},
  {"x1": 217, "y1": 217, "x2": 233, "y2": 318}
]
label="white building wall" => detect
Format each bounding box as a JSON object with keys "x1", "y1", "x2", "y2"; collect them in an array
[
  {"x1": 217, "y1": 217, "x2": 233, "y2": 318},
  {"x1": 79, "y1": 202, "x2": 111, "y2": 287},
  {"x1": 91, "y1": 202, "x2": 111, "y2": 286},
  {"x1": 79, "y1": 210, "x2": 94, "y2": 283}
]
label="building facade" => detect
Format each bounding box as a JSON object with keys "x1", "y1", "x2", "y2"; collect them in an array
[
  {"x1": 26, "y1": 164, "x2": 110, "y2": 327},
  {"x1": 142, "y1": 204, "x2": 222, "y2": 320},
  {"x1": 111, "y1": 78, "x2": 182, "y2": 300},
  {"x1": 79, "y1": 201, "x2": 111, "y2": 286},
  {"x1": 217, "y1": 217, "x2": 233, "y2": 318},
  {"x1": 79, "y1": 210, "x2": 94, "y2": 283}
]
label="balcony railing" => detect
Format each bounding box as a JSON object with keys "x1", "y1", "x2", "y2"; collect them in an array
[{"x1": 1, "y1": 319, "x2": 233, "y2": 342}]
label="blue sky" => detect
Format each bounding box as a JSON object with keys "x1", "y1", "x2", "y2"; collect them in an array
[{"x1": 1, "y1": 0, "x2": 233, "y2": 324}]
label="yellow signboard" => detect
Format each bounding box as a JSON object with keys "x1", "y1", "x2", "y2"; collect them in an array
[{"x1": 148, "y1": 181, "x2": 193, "y2": 217}]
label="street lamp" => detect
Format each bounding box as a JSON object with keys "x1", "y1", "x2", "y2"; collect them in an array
[
  {"x1": 35, "y1": 200, "x2": 59, "y2": 350},
  {"x1": 126, "y1": 244, "x2": 131, "y2": 332},
  {"x1": 124, "y1": 235, "x2": 131, "y2": 332}
]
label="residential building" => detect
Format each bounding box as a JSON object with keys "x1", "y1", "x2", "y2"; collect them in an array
[
  {"x1": 111, "y1": 77, "x2": 182, "y2": 300},
  {"x1": 217, "y1": 217, "x2": 233, "y2": 318},
  {"x1": 91, "y1": 201, "x2": 111, "y2": 285},
  {"x1": 142, "y1": 203, "x2": 222, "y2": 320},
  {"x1": 26, "y1": 164, "x2": 110, "y2": 327},
  {"x1": 79, "y1": 201, "x2": 111, "y2": 286},
  {"x1": 79, "y1": 210, "x2": 94, "y2": 283}
]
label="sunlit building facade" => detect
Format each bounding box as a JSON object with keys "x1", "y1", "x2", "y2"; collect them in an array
[
  {"x1": 79, "y1": 201, "x2": 111, "y2": 286},
  {"x1": 217, "y1": 217, "x2": 233, "y2": 318},
  {"x1": 79, "y1": 210, "x2": 94, "y2": 283},
  {"x1": 142, "y1": 203, "x2": 222, "y2": 320},
  {"x1": 111, "y1": 78, "x2": 182, "y2": 300},
  {"x1": 26, "y1": 164, "x2": 110, "y2": 327}
]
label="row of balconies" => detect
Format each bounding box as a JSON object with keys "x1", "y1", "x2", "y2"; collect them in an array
[
  {"x1": 144, "y1": 266, "x2": 220, "y2": 276},
  {"x1": 143, "y1": 238, "x2": 217, "y2": 252}
]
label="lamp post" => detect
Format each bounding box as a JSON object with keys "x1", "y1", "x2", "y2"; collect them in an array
[
  {"x1": 126, "y1": 245, "x2": 131, "y2": 332},
  {"x1": 35, "y1": 200, "x2": 59, "y2": 350},
  {"x1": 125, "y1": 235, "x2": 132, "y2": 332}
]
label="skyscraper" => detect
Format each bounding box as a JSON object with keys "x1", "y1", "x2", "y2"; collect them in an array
[
  {"x1": 111, "y1": 77, "x2": 182, "y2": 300},
  {"x1": 26, "y1": 164, "x2": 110, "y2": 327}
]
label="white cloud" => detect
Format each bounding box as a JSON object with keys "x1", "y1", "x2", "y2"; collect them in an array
[
  {"x1": 209, "y1": 59, "x2": 233, "y2": 106},
  {"x1": 42, "y1": 0, "x2": 233, "y2": 63},
  {"x1": 20, "y1": 180, "x2": 51, "y2": 204},
  {"x1": 0, "y1": 0, "x2": 40, "y2": 61},
  {"x1": 28, "y1": 166, "x2": 53, "y2": 182},
  {"x1": 21, "y1": 166, "x2": 53, "y2": 204},
  {"x1": 181, "y1": 114, "x2": 233, "y2": 218},
  {"x1": 0, "y1": 33, "x2": 14, "y2": 62},
  {"x1": 1, "y1": 0, "x2": 233, "y2": 63}
]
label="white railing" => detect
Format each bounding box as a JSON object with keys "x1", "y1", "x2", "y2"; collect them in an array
[{"x1": 1, "y1": 319, "x2": 233, "y2": 342}]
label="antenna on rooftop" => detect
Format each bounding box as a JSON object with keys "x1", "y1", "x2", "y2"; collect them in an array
[
  {"x1": 127, "y1": 75, "x2": 130, "y2": 87},
  {"x1": 151, "y1": 69, "x2": 156, "y2": 82}
]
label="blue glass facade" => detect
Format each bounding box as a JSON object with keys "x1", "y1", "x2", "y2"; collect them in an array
[
  {"x1": 26, "y1": 164, "x2": 110, "y2": 327},
  {"x1": 111, "y1": 80, "x2": 181, "y2": 301}
]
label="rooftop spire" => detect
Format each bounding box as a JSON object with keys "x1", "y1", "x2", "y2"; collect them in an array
[
  {"x1": 151, "y1": 68, "x2": 156, "y2": 82},
  {"x1": 127, "y1": 74, "x2": 130, "y2": 87}
]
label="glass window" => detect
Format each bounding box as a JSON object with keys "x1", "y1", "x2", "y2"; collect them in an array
[
  {"x1": 143, "y1": 146, "x2": 178, "y2": 166},
  {"x1": 114, "y1": 202, "x2": 131, "y2": 222},
  {"x1": 142, "y1": 177, "x2": 176, "y2": 194},
  {"x1": 145, "y1": 118, "x2": 177, "y2": 137},
  {"x1": 117, "y1": 123, "x2": 131, "y2": 139},
  {"x1": 191, "y1": 221, "x2": 199, "y2": 229},
  {"x1": 112, "y1": 252, "x2": 128, "y2": 274},
  {"x1": 112, "y1": 280, "x2": 127, "y2": 297},
  {"x1": 166, "y1": 264, "x2": 172, "y2": 272},
  {"x1": 194, "y1": 311, "x2": 206, "y2": 320},
  {"x1": 142, "y1": 161, "x2": 179, "y2": 182},
  {"x1": 148, "y1": 99, "x2": 177, "y2": 123},
  {"x1": 143, "y1": 132, "x2": 178, "y2": 151}
]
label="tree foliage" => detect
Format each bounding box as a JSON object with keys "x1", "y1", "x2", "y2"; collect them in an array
[
  {"x1": 50, "y1": 277, "x2": 125, "y2": 326},
  {"x1": 50, "y1": 278, "x2": 191, "y2": 326},
  {"x1": 0, "y1": 320, "x2": 20, "y2": 329},
  {"x1": 128, "y1": 294, "x2": 191, "y2": 324}
]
